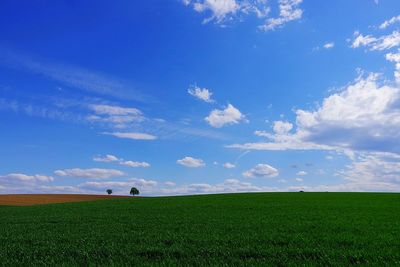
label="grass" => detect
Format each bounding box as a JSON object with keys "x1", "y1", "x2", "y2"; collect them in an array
[{"x1": 0, "y1": 192, "x2": 399, "y2": 266}]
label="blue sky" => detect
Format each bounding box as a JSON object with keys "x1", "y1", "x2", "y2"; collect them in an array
[{"x1": 1, "y1": 0, "x2": 400, "y2": 195}]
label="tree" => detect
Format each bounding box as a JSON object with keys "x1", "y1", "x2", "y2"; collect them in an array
[
  {"x1": 130, "y1": 187, "x2": 139, "y2": 196},
  {"x1": 106, "y1": 189, "x2": 113, "y2": 195}
]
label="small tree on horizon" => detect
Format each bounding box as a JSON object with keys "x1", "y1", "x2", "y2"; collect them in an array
[
  {"x1": 130, "y1": 187, "x2": 139, "y2": 196},
  {"x1": 106, "y1": 189, "x2": 113, "y2": 195}
]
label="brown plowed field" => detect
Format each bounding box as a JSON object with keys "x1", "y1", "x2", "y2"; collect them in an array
[{"x1": 0, "y1": 194, "x2": 129, "y2": 206}]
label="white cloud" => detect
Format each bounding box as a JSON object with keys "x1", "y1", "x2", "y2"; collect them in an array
[
  {"x1": 87, "y1": 104, "x2": 144, "y2": 128},
  {"x1": 205, "y1": 104, "x2": 246, "y2": 128},
  {"x1": 183, "y1": 0, "x2": 274, "y2": 27},
  {"x1": 386, "y1": 51, "x2": 400, "y2": 82},
  {"x1": 294, "y1": 74, "x2": 400, "y2": 154},
  {"x1": 0, "y1": 173, "x2": 53, "y2": 183},
  {"x1": 188, "y1": 85, "x2": 214, "y2": 103},
  {"x1": 230, "y1": 74, "x2": 400, "y2": 155},
  {"x1": 80, "y1": 178, "x2": 158, "y2": 190},
  {"x1": 379, "y1": 15, "x2": 400, "y2": 30},
  {"x1": 119, "y1": 161, "x2": 150, "y2": 168},
  {"x1": 351, "y1": 31, "x2": 400, "y2": 51},
  {"x1": 103, "y1": 132, "x2": 157, "y2": 140},
  {"x1": 243, "y1": 163, "x2": 279, "y2": 178},
  {"x1": 159, "y1": 178, "x2": 279, "y2": 195},
  {"x1": 54, "y1": 168, "x2": 124, "y2": 179},
  {"x1": 89, "y1": 104, "x2": 142, "y2": 116},
  {"x1": 260, "y1": 0, "x2": 303, "y2": 31},
  {"x1": 93, "y1": 154, "x2": 150, "y2": 168},
  {"x1": 223, "y1": 162, "x2": 236, "y2": 168},
  {"x1": 323, "y1": 42, "x2": 335, "y2": 49},
  {"x1": 164, "y1": 181, "x2": 176, "y2": 187},
  {"x1": 295, "y1": 178, "x2": 304, "y2": 182},
  {"x1": 326, "y1": 155, "x2": 334, "y2": 160},
  {"x1": 288, "y1": 182, "x2": 400, "y2": 192},
  {"x1": 338, "y1": 153, "x2": 400, "y2": 185},
  {"x1": 0, "y1": 49, "x2": 147, "y2": 101},
  {"x1": 231, "y1": 129, "x2": 332, "y2": 151},
  {"x1": 188, "y1": 0, "x2": 268, "y2": 24},
  {"x1": 177, "y1": 157, "x2": 206, "y2": 168},
  {"x1": 297, "y1": 171, "x2": 307, "y2": 176},
  {"x1": 273, "y1": 120, "x2": 293, "y2": 134},
  {"x1": 350, "y1": 31, "x2": 377, "y2": 48},
  {"x1": 93, "y1": 154, "x2": 119, "y2": 162},
  {"x1": 194, "y1": 0, "x2": 239, "y2": 23},
  {"x1": 229, "y1": 73, "x2": 400, "y2": 191}
]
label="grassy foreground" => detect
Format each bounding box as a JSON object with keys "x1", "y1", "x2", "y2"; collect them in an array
[{"x1": 0, "y1": 193, "x2": 399, "y2": 266}]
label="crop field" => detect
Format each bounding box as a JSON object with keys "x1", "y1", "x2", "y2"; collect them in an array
[
  {"x1": 0, "y1": 194, "x2": 129, "y2": 206},
  {"x1": 0, "y1": 192, "x2": 399, "y2": 266}
]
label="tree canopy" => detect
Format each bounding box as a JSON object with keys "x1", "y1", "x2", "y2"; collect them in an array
[{"x1": 130, "y1": 187, "x2": 139, "y2": 196}]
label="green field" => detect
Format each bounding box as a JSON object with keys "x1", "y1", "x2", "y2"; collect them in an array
[{"x1": 1, "y1": 193, "x2": 399, "y2": 266}]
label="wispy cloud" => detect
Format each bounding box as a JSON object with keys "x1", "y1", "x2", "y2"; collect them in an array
[
  {"x1": 0, "y1": 173, "x2": 54, "y2": 183},
  {"x1": 93, "y1": 154, "x2": 119, "y2": 162},
  {"x1": 93, "y1": 154, "x2": 150, "y2": 168},
  {"x1": 260, "y1": 0, "x2": 303, "y2": 31},
  {"x1": 103, "y1": 131, "x2": 157, "y2": 140},
  {"x1": 0, "y1": 48, "x2": 149, "y2": 101},
  {"x1": 379, "y1": 15, "x2": 400, "y2": 30},
  {"x1": 54, "y1": 168, "x2": 125, "y2": 179}
]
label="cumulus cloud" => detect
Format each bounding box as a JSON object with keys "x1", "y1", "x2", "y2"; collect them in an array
[
  {"x1": 230, "y1": 74, "x2": 400, "y2": 155},
  {"x1": 54, "y1": 168, "x2": 124, "y2": 179},
  {"x1": 184, "y1": 0, "x2": 270, "y2": 24},
  {"x1": 295, "y1": 178, "x2": 304, "y2": 182},
  {"x1": 103, "y1": 132, "x2": 157, "y2": 140},
  {"x1": 205, "y1": 104, "x2": 246, "y2": 128},
  {"x1": 184, "y1": 0, "x2": 303, "y2": 31},
  {"x1": 295, "y1": 74, "x2": 400, "y2": 154},
  {"x1": 192, "y1": 0, "x2": 240, "y2": 23},
  {"x1": 273, "y1": 120, "x2": 293, "y2": 134},
  {"x1": 386, "y1": 51, "x2": 400, "y2": 82},
  {"x1": 297, "y1": 171, "x2": 307, "y2": 176},
  {"x1": 260, "y1": 0, "x2": 303, "y2": 31},
  {"x1": 229, "y1": 73, "x2": 400, "y2": 191},
  {"x1": 338, "y1": 153, "x2": 400, "y2": 185},
  {"x1": 0, "y1": 173, "x2": 54, "y2": 183},
  {"x1": 243, "y1": 163, "x2": 279, "y2": 178},
  {"x1": 188, "y1": 85, "x2": 214, "y2": 103},
  {"x1": 223, "y1": 162, "x2": 236, "y2": 169},
  {"x1": 177, "y1": 157, "x2": 206, "y2": 168},
  {"x1": 93, "y1": 154, "x2": 119, "y2": 162}
]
